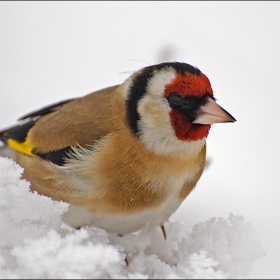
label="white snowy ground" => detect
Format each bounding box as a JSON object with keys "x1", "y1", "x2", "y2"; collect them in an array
[{"x1": 0, "y1": 157, "x2": 265, "y2": 279}]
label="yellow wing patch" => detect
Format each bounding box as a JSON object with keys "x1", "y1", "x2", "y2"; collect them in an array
[{"x1": 7, "y1": 139, "x2": 34, "y2": 156}]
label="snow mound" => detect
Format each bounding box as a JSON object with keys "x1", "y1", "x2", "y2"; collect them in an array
[{"x1": 0, "y1": 157, "x2": 265, "y2": 279}]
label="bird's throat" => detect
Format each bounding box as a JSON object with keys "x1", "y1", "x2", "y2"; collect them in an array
[{"x1": 169, "y1": 110, "x2": 211, "y2": 141}]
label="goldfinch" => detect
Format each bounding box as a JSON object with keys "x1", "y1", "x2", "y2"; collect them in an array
[{"x1": 0, "y1": 62, "x2": 235, "y2": 236}]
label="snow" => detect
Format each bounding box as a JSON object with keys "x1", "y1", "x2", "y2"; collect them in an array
[{"x1": 0, "y1": 157, "x2": 265, "y2": 279}]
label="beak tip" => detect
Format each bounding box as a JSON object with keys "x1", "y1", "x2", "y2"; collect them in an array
[
  {"x1": 226, "y1": 113, "x2": 236, "y2": 123},
  {"x1": 193, "y1": 98, "x2": 236, "y2": 125},
  {"x1": 224, "y1": 116, "x2": 236, "y2": 123}
]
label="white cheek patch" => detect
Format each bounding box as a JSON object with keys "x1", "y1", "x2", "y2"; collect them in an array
[
  {"x1": 146, "y1": 67, "x2": 176, "y2": 98},
  {"x1": 138, "y1": 115, "x2": 206, "y2": 156},
  {"x1": 137, "y1": 95, "x2": 170, "y2": 128},
  {"x1": 136, "y1": 67, "x2": 175, "y2": 130}
]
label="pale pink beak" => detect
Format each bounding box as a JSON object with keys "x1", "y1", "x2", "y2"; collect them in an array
[{"x1": 193, "y1": 97, "x2": 236, "y2": 124}]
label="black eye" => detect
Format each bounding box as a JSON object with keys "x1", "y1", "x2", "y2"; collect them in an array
[{"x1": 169, "y1": 93, "x2": 183, "y2": 104}]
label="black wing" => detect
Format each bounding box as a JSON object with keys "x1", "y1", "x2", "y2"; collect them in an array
[{"x1": 18, "y1": 98, "x2": 74, "y2": 120}]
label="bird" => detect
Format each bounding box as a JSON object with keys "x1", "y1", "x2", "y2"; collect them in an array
[{"x1": 0, "y1": 62, "x2": 236, "y2": 237}]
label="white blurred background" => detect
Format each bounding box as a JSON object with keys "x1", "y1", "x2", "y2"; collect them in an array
[{"x1": 0, "y1": 2, "x2": 279, "y2": 278}]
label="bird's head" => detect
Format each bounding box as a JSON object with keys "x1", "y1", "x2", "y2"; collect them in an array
[{"x1": 124, "y1": 62, "x2": 236, "y2": 155}]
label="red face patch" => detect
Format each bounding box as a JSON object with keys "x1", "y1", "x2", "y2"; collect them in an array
[
  {"x1": 164, "y1": 72, "x2": 213, "y2": 98},
  {"x1": 170, "y1": 110, "x2": 211, "y2": 141},
  {"x1": 165, "y1": 72, "x2": 213, "y2": 141}
]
